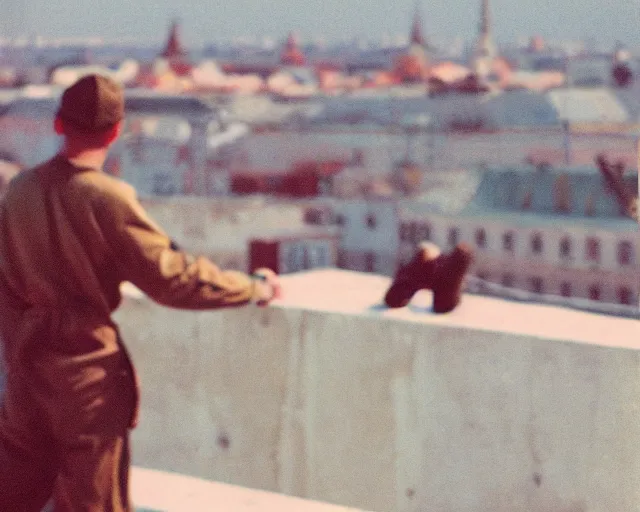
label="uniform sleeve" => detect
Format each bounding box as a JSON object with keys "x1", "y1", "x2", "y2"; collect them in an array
[{"x1": 94, "y1": 183, "x2": 259, "y2": 309}]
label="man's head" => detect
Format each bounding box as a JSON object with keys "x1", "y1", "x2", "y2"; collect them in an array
[{"x1": 54, "y1": 74, "x2": 124, "y2": 148}]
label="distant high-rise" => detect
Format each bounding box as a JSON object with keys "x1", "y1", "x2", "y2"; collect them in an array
[{"x1": 472, "y1": 0, "x2": 497, "y2": 78}]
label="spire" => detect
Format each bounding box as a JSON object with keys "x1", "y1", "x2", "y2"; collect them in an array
[
  {"x1": 396, "y1": 1, "x2": 429, "y2": 83},
  {"x1": 162, "y1": 19, "x2": 186, "y2": 59},
  {"x1": 284, "y1": 32, "x2": 297, "y2": 52},
  {"x1": 479, "y1": 0, "x2": 490, "y2": 39},
  {"x1": 410, "y1": 3, "x2": 426, "y2": 47},
  {"x1": 472, "y1": 0, "x2": 496, "y2": 78},
  {"x1": 280, "y1": 32, "x2": 306, "y2": 66}
]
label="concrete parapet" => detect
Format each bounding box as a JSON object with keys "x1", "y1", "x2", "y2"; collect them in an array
[{"x1": 70, "y1": 270, "x2": 640, "y2": 511}]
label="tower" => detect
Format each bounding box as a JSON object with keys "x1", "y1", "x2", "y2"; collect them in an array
[
  {"x1": 409, "y1": 4, "x2": 426, "y2": 48},
  {"x1": 393, "y1": 3, "x2": 429, "y2": 83},
  {"x1": 280, "y1": 32, "x2": 306, "y2": 67},
  {"x1": 159, "y1": 19, "x2": 191, "y2": 76},
  {"x1": 161, "y1": 19, "x2": 187, "y2": 60},
  {"x1": 472, "y1": 0, "x2": 496, "y2": 79},
  {"x1": 408, "y1": 3, "x2": 428, "y2": 61}
]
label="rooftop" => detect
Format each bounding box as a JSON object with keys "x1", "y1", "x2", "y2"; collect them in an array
[
  {"x1": 272, "y1": 269, "x2": 639, "y2": 347},
  {"x1": 458, "y1": 164, "x2": 638, "y2": 223},
  {"x1": 132, "y1": 466, "x2": 367, "y2": 511},
  {"x1": 114, "y1": 269, "x2": 640, "y2": 512}
]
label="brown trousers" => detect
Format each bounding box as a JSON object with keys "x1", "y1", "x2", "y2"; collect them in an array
[{"x1": 0, "y1": 374, "x2": 133, "y2": 512}]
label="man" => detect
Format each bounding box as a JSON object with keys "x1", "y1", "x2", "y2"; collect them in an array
[{"x1": 0, "y1": 74, "x2": 280, "y2": 512}]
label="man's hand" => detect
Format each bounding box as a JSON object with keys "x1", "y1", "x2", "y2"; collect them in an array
[{"x1": 252, "y1": 267, "x2": 281, "y2": 306}]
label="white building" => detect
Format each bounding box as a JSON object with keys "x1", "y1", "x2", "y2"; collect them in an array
[
  {"x1": 400, "y1": 165, "x2": 639, "y2": 312},
  {"x1": 227, "y1": 123, "x2": 639, "y2": 182},
  {"x1": 139, "y1": 195, "x2": 311, "y2": 272}
]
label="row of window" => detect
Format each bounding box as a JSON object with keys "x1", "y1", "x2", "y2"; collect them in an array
[
  {"x1": 331, "y1": 212, "x2": 378, "y2": 229},
  {"x1": 400, "y1": 222, "x2": 636, "y2": 266},
  {"x1": 476, "y1": 271, "x2": 636, "y2": 305}
]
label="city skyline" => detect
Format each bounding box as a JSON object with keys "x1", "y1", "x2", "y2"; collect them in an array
[{"x1": 1, "y1": 0, "x2": 639, "y2": 49}]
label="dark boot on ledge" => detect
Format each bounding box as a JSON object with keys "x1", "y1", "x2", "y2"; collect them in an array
[
  {"x1": 384, "y1": 242, "x2": 441, "y2": 308},
  {"x1": 431, "y1": 242, "x2": 474, "y2": 313},
  {"x1": 384, "y1": 242, "x2": 474, "y2": 313}
]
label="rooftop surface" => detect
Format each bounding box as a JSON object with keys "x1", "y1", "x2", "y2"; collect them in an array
[
  {"x1": 272, "y1": 269, "x2": 640, "y2": 349},
  {"x1": 132, "y1": 467, "x2": 367, "y2": 512},
  {"x1": 460, "y1": 165, "x2": 638, "y2": 220}
]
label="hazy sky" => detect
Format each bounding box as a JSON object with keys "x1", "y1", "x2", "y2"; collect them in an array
[{"x1": 2, "y1": 0, "x2": 639, "y2": 48}]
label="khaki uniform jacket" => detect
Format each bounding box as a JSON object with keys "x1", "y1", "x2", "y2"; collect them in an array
[{"x1": 0, "y1": 155, "x2": 259, "y2": 436}]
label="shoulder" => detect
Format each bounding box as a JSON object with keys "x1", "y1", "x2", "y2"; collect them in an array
[
  {"x1": 1, "y1": 163, "x2": 44, "y2": 205},
  {"x1": 80, "y1": 172, "x2": 160, "y2": 231},
  {"x1": 77, "y1": 172, "x2": 145, "y2": 229},
  {"x1": 74, "y1": 170, "x2": 136, "y2": 201}
]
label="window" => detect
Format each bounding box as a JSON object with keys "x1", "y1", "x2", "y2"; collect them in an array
[
  {"x1": 302, "y1": 246, "x2": 311, "y2": 270},
  {"x1": 408, "y1": 222, "x2": 418, "y2": 243},
  {"x1": 617, "y1": 241, "x2": 633, "y2": 266},
  {"x1": 559, "y1": 236, "x2": 572, "y2": 259},
  {"x1": 502, "y1": 231, "x2": 515, "y2": 252},
  {"x1": 560, "y1": 282, "x2": 572, "y2": 297},
  {"x1": 418, "y1": 223, "x2": 431, "y2": 242},
  {"x1": 618, "y1": 287, "x2": 634, "y2": 306},
  {"x1": 501, "y1": 274, "x2": 514, "y2": 288},
  {"x1": 335, "y1": 214, "x2": 346, "y2": 226},
  {"x1": 585, "y1": 237, "x2": 600, "y2": 263},
  {"x1": 400, "y1": 222, "x2": 411, "y2": 242},
  {"x1": 312, "y1": 245, "x2": 328, "y2": 267},
  {"x1": 475, "y1": 228, "x2": 487, "y2": 248},
  {"x1": 448, "y1": 227, "x2": 459, "y2": 247},
  {"x1": 554, "y1": 174, "x2": 571, "y2": 213},
  {"x1": 366, "y1": 213, "x2": 377, "y2": 230},
  {"x1": 286, "y1": 244, "x2": 304, "y2": 273},
  {"x1": 529, "y1": 277, "x2": 543, "y2": 294},
  {"x1": 531, "y1": 233, "x2": 543, "y2": 254},
  {"x1": 588, "y1": 285, "x2": 601, "y2": 301},
  {"x1": 476, "y1": 271, "x2": 489, "y2": 292},
  {"x1": 304, "y1": 208, "x2": 323, "y2": 225},
  {"x1": 352, "y1": 148, "x2": 364, "y2": 166},
  {"x1": 365, "y1": 252, "x2": 376, "y2": 272}
]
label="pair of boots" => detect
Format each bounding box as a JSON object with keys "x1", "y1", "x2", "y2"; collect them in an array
[{"x1": 384, "y1": 242, "x2": 474, "y2": 313}]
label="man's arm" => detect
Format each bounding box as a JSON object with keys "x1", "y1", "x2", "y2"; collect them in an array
[{"x1": 94, "y1": 182, "x2": 277, "y2": 309}]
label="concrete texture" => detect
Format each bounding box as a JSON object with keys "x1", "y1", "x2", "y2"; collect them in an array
[{"x1": 113, "y1": 269, "x2": 640, "y2": 512}]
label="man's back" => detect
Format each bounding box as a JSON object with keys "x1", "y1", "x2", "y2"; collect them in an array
[
  {"x1": 0, "y1": 155, "x2": 129, "y2": 318},
  {"x1": 0, "y1": 156, "x2": 146, "y2": 439}
]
